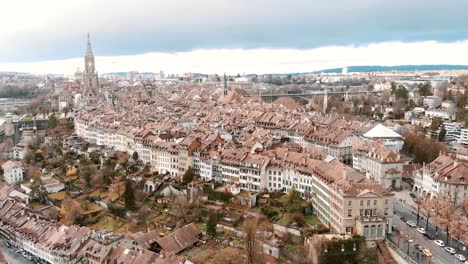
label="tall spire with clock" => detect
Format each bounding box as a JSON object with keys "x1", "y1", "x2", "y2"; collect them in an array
[{"x1": 82, "y1": 33, "x2": 99, "y2": 106}]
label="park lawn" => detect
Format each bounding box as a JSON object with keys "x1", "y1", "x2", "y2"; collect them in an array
[
  {"x1": 305, "y1": 215, "x2": 320, "y2": 226},
  {"x1": 277, "y1": 212, "x2": 293, "y2": 226},
  {"x1": 90, "y1": 215, "x2": 129, "y2": 233},
  {"x1": 30, "y1": 202, "x2": 48, "y2": 210},
  {"x1": 82, "y1": 203, "x2": 105, "y2": 215},
  {"x1": 48, "y1": 191, "x2": 68, "y2": 201}
]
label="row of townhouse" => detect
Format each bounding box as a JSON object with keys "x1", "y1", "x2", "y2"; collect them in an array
[
  {"x1": 413, "y1": 154, "x2": 468, "y2": 205},
  {"x1": 210, "y1": 147, "x2": 394, "y2": 241},
  {"x1": 76, "y1": 117, "x2": 394, "y2": 241},
  {"x1": 0, "y1": 197, "x2": 91, "y2": 263},
  {"x1": 76, "y1": 118, "x2": 195, "y2": 178},
  {"x1": 0, "y1": 191, "x2": 183, "y2": 264}
]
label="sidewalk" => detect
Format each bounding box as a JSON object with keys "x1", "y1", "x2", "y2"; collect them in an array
[{"x1": 385, "y1": 239, "x2": 417, "y2": 264}]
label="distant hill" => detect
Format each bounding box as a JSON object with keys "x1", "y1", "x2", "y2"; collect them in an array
[{"x1": 313, "y1": 65, "x2": 468, "y2": 74}]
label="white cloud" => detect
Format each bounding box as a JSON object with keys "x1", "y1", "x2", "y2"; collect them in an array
[{"x1": 1, "y1": 40, "x2": 468, "y2": 75}]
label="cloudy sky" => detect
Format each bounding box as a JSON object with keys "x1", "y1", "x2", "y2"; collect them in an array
[{"x1": 1, "y1": 0, "x2": 468, "y2": 75}]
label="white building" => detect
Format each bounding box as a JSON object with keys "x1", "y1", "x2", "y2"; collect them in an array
[
  {"x1": 11, "y1": 143, "x2": 27, "y2": 160},
  {"x1": 20, "y1": 174, "x2": 65, "y2": 194},
  {"x1": 363, "y1": 124, "x2": 404, "y2": 153},
  {"x1": 443, "y1": 122, "x2": 463, "y2": 143},
  {"x1": 1, "y1": 160, "x2": 24, "y2": 185},
  {"x1": 423, "y1": 96, "x2": 442, "y2": 109},
  {"x1": 459, "y1": 128, "x2": 468, "y2": 147}
]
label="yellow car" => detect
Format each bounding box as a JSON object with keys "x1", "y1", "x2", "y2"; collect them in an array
[{"x1": 422, "y1": 249, "x2": 432, "y2": 258}]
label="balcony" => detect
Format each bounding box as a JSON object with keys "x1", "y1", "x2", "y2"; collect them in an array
[{"x1": 356, "y1": 215, "x2": 386, "y2": 224}]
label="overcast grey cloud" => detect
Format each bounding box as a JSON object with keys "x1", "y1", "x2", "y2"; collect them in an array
[{"x1": 1, "y1": 0, "x2": 468, "y2": 62}]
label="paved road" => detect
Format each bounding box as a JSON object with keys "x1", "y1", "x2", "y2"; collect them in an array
[
  {"x1": 0, "y1": 238, "x2": 30, "y2": 264},
  {"x1": 392, "y1": 200, "x2": 466, "y2": 264},
  {"x1": 394, "y1": 199, "x2": 467, "y2": 253}
]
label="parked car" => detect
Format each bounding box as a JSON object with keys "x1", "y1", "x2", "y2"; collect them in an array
[
  {"x1": 455, "y1": 254, "x2": 466, "y2": 262},
  {"x1": 434, "y1": 240, "x2": 445, "y2": 247},
  {"x1": 445, "y1": 247, "x2": 456, "y2": 254},
  {"x1": 423, "y1": 232, "x2": 434, "y2": 240},
  {"x1": 406, "y1": 220, "x2": 416, "y2": 227},
  {"x1": 3, "y1": 241, "x2": 11, "y2": 248},
  {"x1": 416, "y1": 227, "x2": 426, "y2": 234},
  {"x1": 400, "y1": 216, "x2": 408, "y2": 222},
  {"x1": 422, "y1": 249, "x2": 432, "y2": 258},
  {"x1": 409, "y1": 193, "x2": 416, "y2": 198}
]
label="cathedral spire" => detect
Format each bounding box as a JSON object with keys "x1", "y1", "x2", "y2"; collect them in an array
[
  {"x1": 223, "y1": 73, "x2": 228, "y2": 96},
  {"x1": 86, "y1": 33, "x2": 94, "y2": 57}
]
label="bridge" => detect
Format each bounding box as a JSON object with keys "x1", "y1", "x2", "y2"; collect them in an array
[{"x1": 246, "y1": 90, "x2": 382, "y2": 101}]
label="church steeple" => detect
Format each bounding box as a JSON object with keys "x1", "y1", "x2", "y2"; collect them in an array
[
  {"x1": 86, "y1": 33, "x2": 94, "y2": 57},
  {"x1": 84, "y1": 33, "x2": 95, "y2": 74},
  {"x1": 81, "y1": 33, "x2": 99, "y2": 106},
  {"x1": 223, "y1": 73, "x2": 228, "y2": 96}
]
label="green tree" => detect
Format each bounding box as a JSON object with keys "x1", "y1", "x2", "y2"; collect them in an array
[
  {"x1": 394, "y1": 85, "x2": 409, "y2": 101},
  {"x1": 438, "y1": 125, "x2": 446, "y2": 142},
  {"x1": 183, "y1": 167, "x2": 194, "y2": 184},
  {"x1": 132, "y1": 151, "x2": 139, "y2": 161},
  {"x1": 89, "y1": 151, "x2": 100, "y2": 164},
  {"x1": 30, "y1": 176, "x2": 48, "y2": 204},
  {"x1": 456, "y1": 93, "x2": 467, "y2": 109},
  {"x1": 430, "y1": 117, "x2": 443, "y2": 131},
  {"x1": 206, "y1": 212, "x2": 218, "y2": 237},
  {"x1": 288, "y1": 188, "x2": 303, "y2": 213},
  {"x1": 124, "y1": 180, "x2": 136, "y2": 211},
  {"x1": 46, "y1": 114, "x2": 59, "y2": 129},
  {"x1": 465, "y1": 113, "x2": 468, "y2": 128},
  {"x1": 390, "y1": 82, "x2": 397, "y2": 94},
  {"x1": 418, "y1": 82, "x2": 432, "y2": 96}
]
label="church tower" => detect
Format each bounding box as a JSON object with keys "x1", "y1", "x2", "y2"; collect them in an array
[
  {"x1": 223, "y1": 73, "x2": 228, "y2": 96},
  {"x1": 82, "y1": 33, "x2": 99, "y2": 106},
  {"x1": 323, "y1": 87, "x2": 328, "y2": 114}
]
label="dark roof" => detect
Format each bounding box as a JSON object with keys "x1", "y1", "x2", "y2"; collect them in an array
[{"x1": 156, "y1": 223, "x2": 201, "y2": 255}]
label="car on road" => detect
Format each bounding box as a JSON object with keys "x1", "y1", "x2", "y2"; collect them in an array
[
  {"x1": 422, "y1": 248, "x2": 432, "y2": 258},
  {"x1": 3, "y1": 241, "x2": 11, "y2": 248},
  {"x1": 416, "y1": 227, "x2": 426, "y2": 234},
  {"x1": 406, "y1": 220, "x2": 416, "y2": 227},
  {"x1": 455, "y1": 254, "x2": 466, "y2": 261},
  {"x1": 423, "y1": 232, "x2": 434, "y2": 240},
  {"x1": 410, "y1": 193, "x2": 416, "y2": 198},
  {"x1": 404, "y1": 235, "x2": 414, "y2": 243},
  {"x1": 400, "y1": 216, "x2": 408, "y2": 222},
  {"x1": 445, "y1": 247, "x2": 456, "y2": 254},
  {"x1": 434, "y1": 240, "x2": 445, "y2": 247},
  {"x1": 414, "y1": 244, "x2": 424, "y2": 252}
]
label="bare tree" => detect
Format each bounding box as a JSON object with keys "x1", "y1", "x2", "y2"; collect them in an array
[{"x1": 243, "y1": 216, "x2": 264, "y2": 264}]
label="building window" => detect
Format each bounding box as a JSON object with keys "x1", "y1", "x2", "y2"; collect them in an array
[
  {"x1": 346, "y1": 227, "x2": 353, "y2": 235},
  {"x1": 360, "y1": 209, "x2": 364, "y2": 216},
  {"x1": 367, "y1": 200, "x2": 370, "y2": 206},
  {"x1": 384, "y1": 208, "x2": 388, "y2": 216},
  {"x1": 360, "y1": 200, "x2": 363, "y2": 206},
  {"x1": 348, "y1": 201, "x2": 352, "y2": 207},
  {"x1": 373, "y1": 200, "x2": 377, "y2": 206},
  {"x1": 372, "y1": 209, "x2": 377, "y2": 216},
  {"x1": 385, "y1": 199, "x2": 388, "y2": 205},
  {"x1": 347, "y1": 210, "x2": 352, "y2": 217}
]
